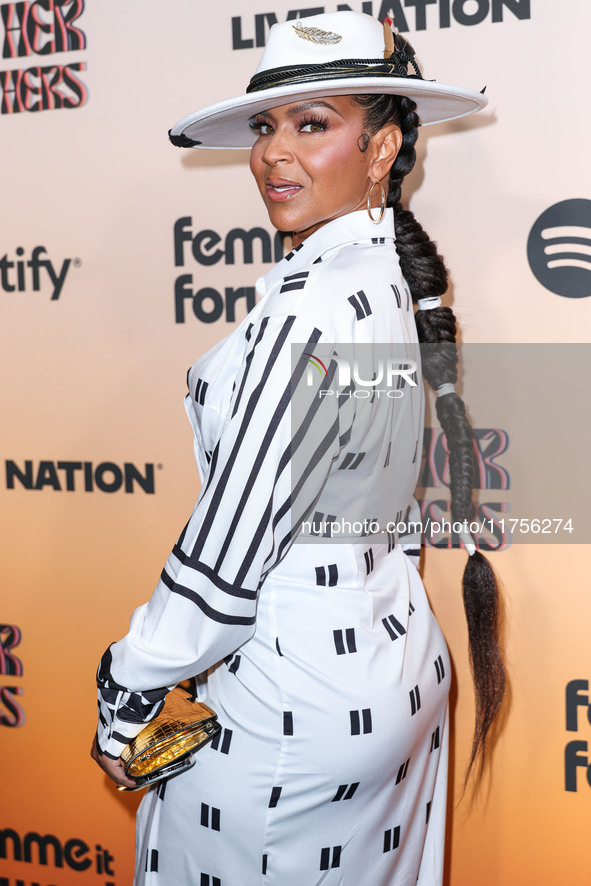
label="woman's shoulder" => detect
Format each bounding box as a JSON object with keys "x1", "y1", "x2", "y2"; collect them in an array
[{"x1": 259, "y1": 239, "x2": 403, "y2": 337}]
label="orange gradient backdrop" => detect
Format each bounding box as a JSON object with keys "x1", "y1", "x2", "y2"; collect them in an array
[{"x1": 2, "y1": 2, "x2": 591, "y2": 885}]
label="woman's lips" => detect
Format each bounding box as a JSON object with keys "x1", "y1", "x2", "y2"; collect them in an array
[{"x1": 265, "y1": 178, "x2": 303, "y2": 202}]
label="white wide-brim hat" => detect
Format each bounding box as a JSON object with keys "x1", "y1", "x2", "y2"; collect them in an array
[{"x1": 169, "y1": 11, "x2": 487, "y2": 150}]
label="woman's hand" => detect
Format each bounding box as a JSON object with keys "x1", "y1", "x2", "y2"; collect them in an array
[{"x1": 90, "y1": 734, "x2": 138, "y2": 790}]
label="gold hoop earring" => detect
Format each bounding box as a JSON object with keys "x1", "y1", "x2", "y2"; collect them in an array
[{"x1": 367, "y1": 180, "x2": 386, "y2": 224}]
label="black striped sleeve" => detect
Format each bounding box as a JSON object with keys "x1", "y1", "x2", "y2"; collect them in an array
[{"x1": 96, "y1": 316, "x2": 342, "y2": 758}]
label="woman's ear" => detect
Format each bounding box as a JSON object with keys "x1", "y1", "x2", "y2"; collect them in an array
[{"x1": 370, "y1": 125, "x2": 403, "y2": 181}]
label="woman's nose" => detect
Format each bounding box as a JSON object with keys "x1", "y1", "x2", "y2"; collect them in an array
[{"x1": 261, "y1": 128, "x2": 294, "y2": 166}]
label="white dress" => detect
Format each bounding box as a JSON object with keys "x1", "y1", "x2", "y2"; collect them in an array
[{"x1": 96, "y1": 208, "x2": 450, "y2": 886}]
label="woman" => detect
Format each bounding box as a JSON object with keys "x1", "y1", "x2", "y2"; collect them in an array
[{"x1": 92, "y1": 11, "x2": 504, "y2": 885}]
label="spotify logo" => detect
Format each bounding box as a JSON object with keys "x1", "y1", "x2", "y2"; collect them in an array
[{"x1": 527, "y1": 199, "x2": 591, "y2": 299}]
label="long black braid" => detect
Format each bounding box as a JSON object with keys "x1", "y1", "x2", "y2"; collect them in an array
[{"x1": 353, "y1": 93, "x2": 506, "y2": 786}]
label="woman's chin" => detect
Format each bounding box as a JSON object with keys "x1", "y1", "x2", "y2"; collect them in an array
[{"x1": 265, "y1": 204, "x2": 301, "y2": 231}]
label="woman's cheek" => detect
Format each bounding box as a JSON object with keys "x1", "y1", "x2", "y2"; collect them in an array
[
  {"x1": 304, "y1": 138, "x2": 363, "y2": 188},
  {"x1": 249, "y1": 145, "x2": 264, "y2": 187}
]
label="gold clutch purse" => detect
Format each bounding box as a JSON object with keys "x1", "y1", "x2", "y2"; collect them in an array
[{"x1": 119, "y1": 686, "x2": 221, "y2": 790}]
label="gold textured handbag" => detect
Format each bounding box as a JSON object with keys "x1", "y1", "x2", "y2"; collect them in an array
[{"x1": 119, "y1": 686, "x2": 221, "y2": 790}]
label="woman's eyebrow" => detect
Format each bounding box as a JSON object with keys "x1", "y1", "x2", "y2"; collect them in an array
[
  {"x1": 285, "y1": 100, "x2": 341, "y2": 118},
  {"x1": 255, "y1": 100, "x2": 342, "y2": 121}
]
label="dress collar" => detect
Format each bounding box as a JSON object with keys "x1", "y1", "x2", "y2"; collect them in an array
[{"x1": 256, "y1": 207, "x2": 396, "y2": 298}]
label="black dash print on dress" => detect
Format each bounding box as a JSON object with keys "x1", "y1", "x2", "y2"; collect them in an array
[
  {"x1": 426, "y1": 801, "x2": 432, "y2": 824},
  {"x1": 395, "y1": 758, "x2": 410, "y2": 784},
  {"x1": 313, "y1": 255, "x2": 323, "y2": 263},
  {"x1": 348, "y1": 289, "x2": 372, "y2": 320},
  {"x1": 200, "y1": 876, "x2": 221, "y2": 886},
  {"x1": 350, "y1": 708, "x2": 372, "y2": 735},
  {"x1": 320, "y1": 847, "x2": 342, "y2": 870},
  {"x1": 284, "y1": 242, "x2": 304, "y2": 261},
  {"x1": 279, "y1": 270, "x2": 309, "y2": 293},
  {"x1": 262, "y1": 854, "x2": 268, "y2": 875},
  {"x1": 383, "y1": 441, "x2": 391, "y2": 468},
  {"x1": 393, "y1": 284, "x2": 411, "y2": 311},
  {"x1": 283, "y1": 711, "x2": 294, "y2": 735},
  {"x1": 194, "y1": 377, "x2": 208, "y2": 406},
  {"x1": 339, "y1": 451, "x2": 365, "y2": 470},
  {"x1": 371, "y1": 237, "x2": 386, "y2": 244},
  {"x1": 210, "y1": 727, "x2": 233, "y2": 755},
  {"x1": 275, "y1": 637, "x2": 283, "y2": 656},
  {"x1": 224, "y1": 653, "x2": 241, "y2": 674},
  {"x1": 369, "y1": 372, "x2": 378, "y2": 405},
  {"x1": 409, "y1": 685, "x2": 421, "y2": 716},
  {"x1": 386, "y1": 530, "x2": 396, "y2": 552},
  {"x1": 409, "y1": 602, "x2": 415, "y2": 616},
  {"x1": 200, "y1": 803, "x2": 221, "y2": 831},
  {"x1": 434, "y1": 654, "x2": 445, "y2": 684},
  {"x1": 332, "y1": 782, "x2": 359, "y2": 801},
  {"x1": 383, "y1": 827, "x2": 401, "y2": 853},
  {"x1": 309, "y1": 511, "x2": 335, "y2": 538},
  {"x1": 315, "y1": 564, "x2": 338, "y2": 586},
  {"x1": 269, "y1": 786, "x2": 282, "y2": 807},
  {"x1": 364, "y1": 548, "x2": 374, "y2": 574},
  {"x1": 333, "y1": 628, "x2": 357, "y2": 655},
  {"x1": 382, "y1": 614, "x2": 406, "y2": 641},
  {"x1": 156, "y1": 780, "x2": 167, "y2": 801},
  {"x1": 145, "y1": 849, "x2": 158, "y2": 872},
  {"x1": 430, "y1": 726, "x2": 440, "y2": 753},
  {"x1": 339, "y1": 426, "x2": 352, "y2": 448}
]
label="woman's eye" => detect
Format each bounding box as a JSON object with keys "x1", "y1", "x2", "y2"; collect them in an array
[
  {"x1": 300, "y1": 119, "x2": 327, "y2": 133},
  {"x1": 249, "y1": 119, "x2": 274, "y2": 135},
  {"x1": 301, "y1": 123, "x2": 322, "y2": 132}
]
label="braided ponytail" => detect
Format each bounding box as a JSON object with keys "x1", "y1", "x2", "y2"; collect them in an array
[{"x1": 353, "y1": 93, "x2": 505, "y2": 786}]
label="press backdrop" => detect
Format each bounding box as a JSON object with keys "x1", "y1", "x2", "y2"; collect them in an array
[{"x1": 2, "y1": 2, "x2": 591, "y2": 885}]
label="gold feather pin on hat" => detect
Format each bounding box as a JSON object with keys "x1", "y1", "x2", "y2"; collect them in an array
[{"x1": 292, "y1": 23, "x2": 342, "y2": 45}]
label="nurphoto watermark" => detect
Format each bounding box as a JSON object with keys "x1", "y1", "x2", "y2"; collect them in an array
[
  {"x1": 290, "y1": 343, "x2": 590, "y2": 547},
  {"x1": 304, "y1": 352, "x2": 418, "y2": 399}
]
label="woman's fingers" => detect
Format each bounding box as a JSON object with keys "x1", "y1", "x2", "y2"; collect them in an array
[{"x1": 90, "y1": 734, "x2": 138, "y2": 789}]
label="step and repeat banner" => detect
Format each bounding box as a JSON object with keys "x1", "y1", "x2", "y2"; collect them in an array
[{"x1": 2, "y1": 2, "x2": 590, "y2": 885}]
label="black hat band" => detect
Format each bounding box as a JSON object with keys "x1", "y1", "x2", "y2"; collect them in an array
[{"x1": 246, "y1": 51, "x2": 423, "y2": 95}]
